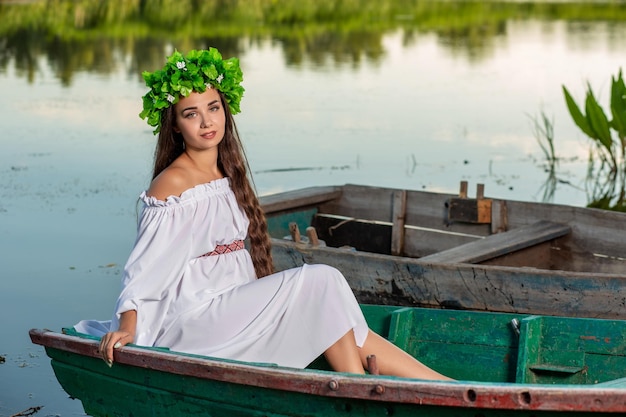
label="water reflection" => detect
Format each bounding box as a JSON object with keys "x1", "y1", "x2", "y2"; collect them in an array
[
  {"x1": 3, "y1": 1, "x2": 626, "y2": 84},
  {"x1": 4, "y1": 2, "x2": 625, "y2": 207},
  {"x1": 4, "y1": 3, "x2": 626, "y2": 225}
]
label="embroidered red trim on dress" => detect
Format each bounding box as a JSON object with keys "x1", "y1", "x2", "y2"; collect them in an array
[{"x1": 199, "y1": 240, "x2": 245, "y2": 257}]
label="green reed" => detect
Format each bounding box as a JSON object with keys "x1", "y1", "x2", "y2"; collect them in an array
[
  {"x1": 563, "y1": 69, "x2": 626, "y2": 211},
  {"x1": 529, "y1": 111, "x2": 558, "y2": 203}
]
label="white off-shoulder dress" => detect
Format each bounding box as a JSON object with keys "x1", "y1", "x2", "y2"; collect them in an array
[{"x1": 74, "y1": 178, "x2": 369, "y2": 368}]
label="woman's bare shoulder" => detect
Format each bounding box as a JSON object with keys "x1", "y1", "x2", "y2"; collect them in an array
[{"x1": 146, "y1": 166, "x2": 193, "y2": 201}]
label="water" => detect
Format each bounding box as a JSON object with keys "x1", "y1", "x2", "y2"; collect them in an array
[{"x1": 1, "y1": 1, "x2": 625, "y2": 415}]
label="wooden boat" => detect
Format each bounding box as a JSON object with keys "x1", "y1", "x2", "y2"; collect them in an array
[
  {"x1": 30, "y1": 305, "x2": 626, "y2": 416},
  {"x1": 260, "y1": 182, "x2": 626, "y2": 318}
]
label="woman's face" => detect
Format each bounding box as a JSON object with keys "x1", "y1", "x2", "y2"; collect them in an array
[{"x1": 173, "y1": 88, "x2": 226, "y2": 151}]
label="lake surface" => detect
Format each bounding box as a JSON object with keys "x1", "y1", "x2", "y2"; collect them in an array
[{"x1": 1, "y1": 1, "x2": 625, "y2": 415}]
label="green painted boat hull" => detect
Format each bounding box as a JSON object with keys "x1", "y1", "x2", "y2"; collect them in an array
[{"x1": 32, "y1": 305, "x2": 626, "y2": 416}]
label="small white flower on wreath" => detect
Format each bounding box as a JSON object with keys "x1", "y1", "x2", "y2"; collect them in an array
[
  {"x1": 176, "y1": 61, "x2": 187, "y2": 71},
  {"x1": 216, "y1": 74, "x2": 224, "y2": 84},
  {"x1": 205, "y1": 82, "x2": 214, "y2": 89},
  {"x1": 166, "y1": 93, "x2": 175, "y2": 103}
]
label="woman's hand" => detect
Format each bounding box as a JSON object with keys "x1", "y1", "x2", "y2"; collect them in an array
[
  {"x1": 100, "y1": 310, "x2": 137, "y2": 366},
  {"x1": 99, "y1": 330, "x2": 134, "y2": 366}
]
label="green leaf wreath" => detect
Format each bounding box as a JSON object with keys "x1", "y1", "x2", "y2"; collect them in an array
[{"x1": 139, "y1": 48, "x2": 245, "y2": 134}]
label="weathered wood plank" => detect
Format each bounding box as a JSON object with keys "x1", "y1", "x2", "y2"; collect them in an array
[
  {"x1": 319, "y1": 184, "x2": 493, "y2": 237},
  {"x1": 418, "y1": 221, "x2": 571, "y2": 264},
  {"x1": 447, "y1": 197, "x2": 493, "y2": 224},
  {"x1": 479, "y1": 241, "x2": 555, "y2": 269},
  {"x1": 271, "y1": 239, "x2": 626, "y2": 319},
  {"x1": 391, "y1": 190, "x2": 407, "y2": 256},
  {"x1": 260, "y1": 186, "x2": 341, "y2": 214},
  {"x1": 503, "y1": 199, "x2": 626, "y2": 263},
  {"x1": 491, "y1": 199, "x2": 508, "y2": 233},
  {"x1": 402, "y1": 226, "x2": 481, "y2": 257},
  {"x1": 515, "y1": 315, "x2": 626, "y2": 385}
]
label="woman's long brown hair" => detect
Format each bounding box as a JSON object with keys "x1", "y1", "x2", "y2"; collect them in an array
[{"x1": 152, "y1": 92, "x2": 274, "y2": 278}]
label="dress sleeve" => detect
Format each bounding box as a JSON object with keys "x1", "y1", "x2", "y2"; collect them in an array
[{"x1": 111, "y1": 199, "x2": 195, "y2": 346}]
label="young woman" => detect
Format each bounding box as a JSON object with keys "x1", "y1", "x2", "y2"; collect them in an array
[{"x1": 76, "y1": 48, "x2": 450, "y2": 380}]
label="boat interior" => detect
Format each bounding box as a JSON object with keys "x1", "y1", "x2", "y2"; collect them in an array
[
  {"x1": 262, "y1": 182, "x2": 626, "y2": 274},
  {"x1": 308, "y1": 305, "x2": 626, "y2": 386}
]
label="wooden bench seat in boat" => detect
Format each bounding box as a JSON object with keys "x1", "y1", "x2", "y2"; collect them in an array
[{"x1": 418, "y1": 220, "x2": 571, "y2": 264}]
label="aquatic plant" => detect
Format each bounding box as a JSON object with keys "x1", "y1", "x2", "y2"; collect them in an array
[
  {"x1": 529, "y1": 110, "x2": 558, "y2": 203},
  {"x1": 563, "y1": 69, "x2": 626, "y2": 211}
]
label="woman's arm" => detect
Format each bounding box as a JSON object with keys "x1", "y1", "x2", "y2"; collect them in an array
[{"x1": 99, "y1": 310, "x2": 137, "y2": 366}]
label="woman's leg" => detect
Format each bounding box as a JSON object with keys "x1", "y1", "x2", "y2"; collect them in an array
[
  {"x1": 359, "y1": 330, "x2": 452, "y2": 380},
  {"x1": 324, "y1": 329, "x2": 452, "y2": 380},
  {"x1": 324, "y1": 330, "x2": 366, "y2": 374}
]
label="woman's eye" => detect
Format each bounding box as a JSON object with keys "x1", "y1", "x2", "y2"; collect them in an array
[
  {"x1": 185, "y1": 112, "x2": 197, "y2": 118},
  {"x1": 210, "y1": 105, "x2": 220, "y2": 112}
]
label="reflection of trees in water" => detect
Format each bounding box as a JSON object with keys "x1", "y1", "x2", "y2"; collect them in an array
[
  {"x1": 2, "y1": 29, "x2": 244, "y2": 86},
  {"x1": 432, "y1": 21, "x2": 508, "y2": 63},
  {"x1": 401, "y1": 3, "x2": 510, "y2": 63},
  {"x1": 1, "y1": 0, "x2": 626, "y2": 85},
  {"x1": 277, "y1": 32, "x2": 385, "y2": 68},
  {"x1": 5, "y1": 31, "x2": 133, "y2": 86}
]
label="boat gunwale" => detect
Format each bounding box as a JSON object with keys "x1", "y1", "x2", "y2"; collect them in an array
[
  {"x1": 270, "y1": 238, "x2": 626, "y2": 318},
  {"x1": 269, "y1": 237, "x2": 625, "y2": 280},
  {"x1": 29, "y1": 328, "x2": 626, "y2": 413}
]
